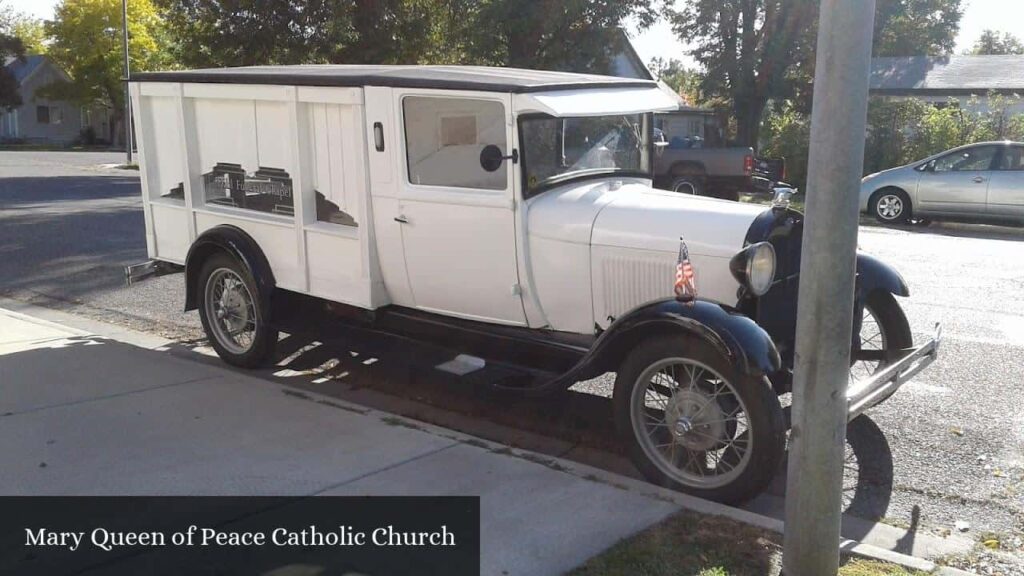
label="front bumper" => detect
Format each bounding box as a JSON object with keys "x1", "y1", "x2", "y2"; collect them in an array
[{"x1": 847, "y1": 323, "x2": 942, "y2": 421}]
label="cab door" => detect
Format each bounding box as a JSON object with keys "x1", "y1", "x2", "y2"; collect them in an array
[
  {"x1": 917, "y1": 144, "x2": 998, "y2": 215},
  {"x1": 394, "y1": 91, "x2": 526, "y2": 325}
]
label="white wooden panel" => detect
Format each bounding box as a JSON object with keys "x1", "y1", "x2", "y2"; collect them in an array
[
  {"x1": 141, "y1": 96, "x2": 185, "y2": 201},
  {"x1": 194, "y1": 210, "x2": 303, "y2": 291},
  {"x1": 311, "y1": 104, "x2": 332, "y2": 200},
  {"x1": 326, "y1": 104, "x2": 347, "y2": 211},
  {"x1": 305, "y1": 229, "x2": 365, "y2": 304},
  {"x1": 183, "y1": 83, "x2": 292, "y2": 101},
  {"x1": 139, "y1": 82, "x2": 179, "y2": 97},
  {"x1": 297, "y1": 86, "x2": 363, "y2": 105},
  {"x1": 150, "y1": 204, "x2": 190, "y2": 263},
  {"x1": 192, "y1": 99, "x2": 258, "y2": 174},
  {"x1": 255, "y1": 100, "x2": 291, "y2": 171},
  {"x1": 341, "y1": 106, "x2": 365, "y2": 220}
]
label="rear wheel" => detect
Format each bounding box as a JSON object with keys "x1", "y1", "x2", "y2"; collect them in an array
[
  {"x1": 613, "y1": 336, "x2": 785, "y2": 504},
  {"x1": 197, "y1": 252, "x2": 277, "y2": 368},
  {"x1": 670, "y1": 175, "x2": 706, "y2": 196}
]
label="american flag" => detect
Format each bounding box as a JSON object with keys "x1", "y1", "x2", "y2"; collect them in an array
[{"x1": 674, "y1": 238, "x2": 697, "y2": 302}]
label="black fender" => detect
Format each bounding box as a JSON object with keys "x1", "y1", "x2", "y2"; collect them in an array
[
  {"x1": 183, "y1": 225, "x2": 276, "y2": 313},
  {"x1": 856, "y1": 252, "x2": 909, "y2": 299},
  {"x1": 571, "y1": 298, "x2": 782, "y2": 384}
]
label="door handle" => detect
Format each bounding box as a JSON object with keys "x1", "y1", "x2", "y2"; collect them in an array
[
  {"x1": 974, "y1": 176, "x2": 986, "y2": 183},
  {"x1": 394, "y1": 215, "x2": 408, "y2": 224}
]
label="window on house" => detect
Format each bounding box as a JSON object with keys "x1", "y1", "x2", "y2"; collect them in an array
[{"x1": 36, "y1": 106, "x2": 63, "y2": 125}]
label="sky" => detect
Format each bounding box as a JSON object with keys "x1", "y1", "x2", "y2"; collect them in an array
[{"x1": 5, "y1": 0, "x2": 1024, "y2": 69}]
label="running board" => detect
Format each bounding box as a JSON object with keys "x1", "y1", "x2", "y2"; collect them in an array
[
  {"x1": 124, "y1": 260, "x2": 182, "y2": 287},
  {"x1": 847, "y1": 323, "x2": 942, "y2": 421}
]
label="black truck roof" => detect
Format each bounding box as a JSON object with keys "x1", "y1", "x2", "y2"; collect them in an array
[{"x1": 131, "y1": 64, "x2": 658, "y2": 94}]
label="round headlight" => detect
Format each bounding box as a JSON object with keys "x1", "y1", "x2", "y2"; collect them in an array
[{"x1": 729, "y1": 242, "x2": 776, "y2": 297}]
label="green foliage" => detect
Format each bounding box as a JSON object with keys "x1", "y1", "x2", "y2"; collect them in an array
[
  {"x1": 0, "y1": 32, "x2": 23, "y2": 111},
  {"x1": 760, "y1": 102, "x2": 811, "y2": 189},
  {"x1": 872, "y1": 0, "x2": 963, "y2": 57},
  {"x1": 8, "y1": 16, "x2": 46, "y2": 54},
  {"x1": 968, "y1": 30, "x2": 1024, "y2": 56},
  {"x1": 157, "y1": 0, "x2": 656, "y2": 73},
  {"x1": 649, "y1": 57, "x2": 702, "y2": 105},
  {"x1": 670, "y1": 0, "x2": 963, "y2": 148}
]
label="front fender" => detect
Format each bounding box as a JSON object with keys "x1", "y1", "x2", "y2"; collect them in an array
[
  {"x1": 575, "y1": 298, "x2": 782, "y2": 382},
  {"x1": 857, "y1": 252, "x2": 909, "y2": 298}
]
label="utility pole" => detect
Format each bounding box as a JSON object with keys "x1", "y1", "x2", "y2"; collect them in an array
[
  {"x1": 122, "y1": 0, "x2": 132, "y2": 164},
  {"x1": 782, "y1": 0, "x2": 876, "y2": 574}
]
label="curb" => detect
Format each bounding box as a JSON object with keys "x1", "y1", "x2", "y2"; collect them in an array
[{"x1": 1, "y1": 302, "x2": 971, "y2": 575}]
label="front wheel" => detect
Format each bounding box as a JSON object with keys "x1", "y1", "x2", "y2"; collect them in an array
[
  {"x1": 870, "y1": 188, "x2": 912, "y2": 224},
  {"x1": 849, "y1": 291, "x2": 913, "y2": 406},
  {"x1": 197, "y1": 252, "x2": 277, "y2": 368},
  {"x1": 613, "y1": 336, "x2": 785, "y2": 504}
]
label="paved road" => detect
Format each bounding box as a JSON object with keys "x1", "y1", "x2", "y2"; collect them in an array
[{"x1": 1, "y1": 152, "x2": 1022, "y2": 556}]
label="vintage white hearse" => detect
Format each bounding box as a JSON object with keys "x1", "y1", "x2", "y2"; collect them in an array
[{"x1": 128, "y1": 65, "x2": 938, "y2": 503}]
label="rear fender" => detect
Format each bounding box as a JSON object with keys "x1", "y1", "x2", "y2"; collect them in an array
[
  {"x1": 576, "y1": 298, "x2": 782, "y2": 382},
  {"x1": 183, "y1": 226, "x2": 276, "y2": 313}
]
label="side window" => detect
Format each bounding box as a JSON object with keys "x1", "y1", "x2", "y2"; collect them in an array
[
  {"x1": 403, "y1": 96, "x2": 507, "y2": 190},
  {"x1": 36, "y1": 106, "x2": 49, "y2": 124},
  {"x1": 932, "y1": 146, "x2": 998, "y2": 172},
  {"x1": 997, "y1": 146, "x2": 1024, "y2": 171}
]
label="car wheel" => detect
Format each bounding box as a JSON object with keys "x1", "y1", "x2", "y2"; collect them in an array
[
  {"x1": 197, "y1": 252, "x2": 277, "y2": 368},
  {"x1": 670, "y1": 176, "x2": 706, "y2": 196},
  {"x1": 848, "y1": 291, "x2": 913, "y2": 410},
  {"x1": 870, "y1": 188, "x2": 911, "y2": 224},
  {"x1": 613, "y1": 335, "x2": 785, "y2": 504}
]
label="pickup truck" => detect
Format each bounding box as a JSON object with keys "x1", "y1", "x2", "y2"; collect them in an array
[{"x1": 653, "y1": 109, "x2": 783, "y2": 200}]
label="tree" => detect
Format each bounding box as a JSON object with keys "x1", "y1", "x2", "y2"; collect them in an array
[
  {"x1": 670, "y1": 0, "x2": 963, "y2": 148},
  {"x1": 872, "y1": 0, "x2": 963, "y2": 57},
  {"x1": 8, "y1": 16, "x2": 48, "y2": 54},
  {"x1": 968, "y1": 30, "x2": 1024, "y2": 55},
  {"x1": 43, "y1": 0, "x2": 176, "y2": 145},
  {"x1": 649, "y1": 57, "x2": 702, "y2": 105},
  {"x1": 464, "y1": 0, "x2": 658, "y2": 72},
  {"x1": 0, "y1": 2, "x2": 26, "y2": 111}
]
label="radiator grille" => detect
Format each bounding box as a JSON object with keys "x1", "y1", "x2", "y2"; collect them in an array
[{"x1": 600, "y1": 255, "x2": 675, "y2": 320}]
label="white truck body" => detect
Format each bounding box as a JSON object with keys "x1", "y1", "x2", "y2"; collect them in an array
[{"x1": 130, "y1": 65, "x2": 761, "y2": 336}]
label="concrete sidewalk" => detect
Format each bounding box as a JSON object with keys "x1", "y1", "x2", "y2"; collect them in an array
[{"x1": 0, "y1": 308, "x2": 679, "y2": 576}]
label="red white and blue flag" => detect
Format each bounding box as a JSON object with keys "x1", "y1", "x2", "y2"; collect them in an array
[{"x1": 674, "y1": 238, "x2": 697, "y2": 302}]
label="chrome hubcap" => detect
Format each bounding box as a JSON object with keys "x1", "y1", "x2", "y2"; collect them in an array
[
  {"x1": 631, "y1": 358, "x2": 753, "y2": 489},
  {"x1": 205, "y1": 268, "x2": 257, "y2": 355},
  {"x1": 877, "y1": 195, "x2": 903, "y2": 220}
]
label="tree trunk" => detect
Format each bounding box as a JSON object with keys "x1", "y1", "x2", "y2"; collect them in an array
[{"x1": 734, "y1": 96, "x2": 767, "y2": 151}]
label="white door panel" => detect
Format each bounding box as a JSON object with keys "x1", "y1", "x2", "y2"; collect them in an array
[{"x1": 395, "y1": 90, "x2": 526, "y2": 325}]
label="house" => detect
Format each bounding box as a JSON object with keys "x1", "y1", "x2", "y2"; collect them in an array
[
  {"x1": 1, "y1": 55, "x2": 112, "y2": 145},
  {"x1": 870, "y1": 55, "x2": 1024, "y2": 114}
]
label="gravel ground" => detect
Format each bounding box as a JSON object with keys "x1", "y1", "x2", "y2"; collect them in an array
[{"x1": 1, "y1": 152, "x2": 1022, "y2": 572}]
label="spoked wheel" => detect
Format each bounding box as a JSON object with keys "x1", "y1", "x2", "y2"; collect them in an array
[
  {"x1": 849, "y1": 291, "x2": 912, "y2": 409},
  {"x1": 614, "y1": 336, "x2": 785, "y2": 504},
  {"x1": 198, "y1": 253, "x2": 277, "y2": 368}
]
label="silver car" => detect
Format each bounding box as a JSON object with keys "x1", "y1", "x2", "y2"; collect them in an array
[{"x1": 860, "y1": 141, "x2": 1024, "y2": 225}]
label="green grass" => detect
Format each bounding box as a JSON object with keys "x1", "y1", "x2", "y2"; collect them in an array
[{"x1": 568, "y1": 510, "x2": 930, "y2": 576}]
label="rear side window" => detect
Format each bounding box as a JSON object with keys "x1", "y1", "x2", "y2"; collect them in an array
[
  {"x1": 932, "y1": 145, "x2": 998, "y2": 172},
  {"x1": 997, "y1": 146, "x2": 1024, "y2": 171},
  {"x1": 402, "y1": 96, "x2": 507, "y2": 190}
]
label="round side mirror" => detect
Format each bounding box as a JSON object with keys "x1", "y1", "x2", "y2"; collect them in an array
[{"x1": 480, "y1": 144, "x2": 505, "y2": 172}]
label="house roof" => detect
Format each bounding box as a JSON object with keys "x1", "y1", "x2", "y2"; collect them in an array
[
  {"x1": 870, "y1": 55, "x2": 1024, "y2": 95},
  {"x1": 131, "y1": 64, "x2": 658, "y2": 93},
  {"x1": 3, "y1": 54, "x2": 47, "y2": 85}
]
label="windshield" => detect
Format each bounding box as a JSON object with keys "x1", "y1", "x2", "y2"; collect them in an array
[{"x1": 520, "y1": 113, "x2": 652, "y2": 196}]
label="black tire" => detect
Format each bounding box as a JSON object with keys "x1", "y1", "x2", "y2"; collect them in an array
[
  {"x1": 849, "y1": 291, "x2": 912, "y2": 410},
  {"x1": 870, "y1": 187, "x2": 912, "y2": 224},
  {"x1": 669, "y1": 175, "x2": 706, "y2": 196},
  {"x1": 613, "y1": 335, "x2": 785, "y2": 504},
  {"x1": 197, "y1": 252, "x2": 277, "y2": 368}
]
